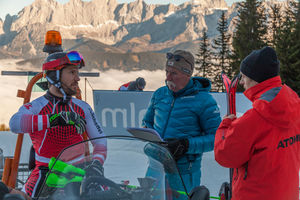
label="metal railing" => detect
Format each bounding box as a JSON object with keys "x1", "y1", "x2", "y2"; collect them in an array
[{"x1": 1, "y1": 162, "x2": 30, "y2": 190}]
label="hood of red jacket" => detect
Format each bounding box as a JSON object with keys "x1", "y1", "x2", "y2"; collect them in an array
[{"x1": 244, "y1": 76, "x2": 300, "y2": 128}]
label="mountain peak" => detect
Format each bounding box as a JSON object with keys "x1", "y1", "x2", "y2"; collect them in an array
[
  {"x1": 190, "y1": 0, "x2": 227, "y2": 8},
  {"x1": 1, "y1": 0, "x2": 232, "y2": 57},
  {"x1": 68, "y1": 0, "x2": 82, "y2": 4},
  {"x1": 0, "y1": 0, "x2": 281, "y2": 62},
  {"x1": 33, "y1": 0, "x2": 55, "y2": 5}
]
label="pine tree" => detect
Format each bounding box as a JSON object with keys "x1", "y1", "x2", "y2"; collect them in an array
[
  {"x1": 212, "y1": 11, "x2": 232, "y2": 92},
  {"x1": 195, "y1": 30, "x2": 214, "y2": 88},
  {"x1": 276, "y1": 0, "x2": 300, "y2": 94},
  {"x1": 269, "y1": 3, "x2": 282, "y2": 47},
  {"x1": 231, "y1": 0, "x2": 268, "y2": 75},
  {"x1": 285, "y1": 0, "x2": 300, "y2": 94}
]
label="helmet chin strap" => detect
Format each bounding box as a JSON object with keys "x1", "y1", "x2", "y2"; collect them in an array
[{"x1": 46, "y1": 70, "x2": 69, "y2": 103}]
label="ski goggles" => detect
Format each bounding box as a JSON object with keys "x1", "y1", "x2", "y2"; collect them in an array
[
  {"x1": 166, "y1": 52, "x2": 193, "y2": 69},
  {"x1": 42, "y1": 51, "x2": 85, "y2": 71}
]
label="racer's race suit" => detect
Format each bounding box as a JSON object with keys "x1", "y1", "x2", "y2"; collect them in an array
[
  {"x1": 118, "y1": 82, "x2": 131, "y2": 91},
  {"x1": 9, "y1": 91, "x2": 107, "y2": 197}
]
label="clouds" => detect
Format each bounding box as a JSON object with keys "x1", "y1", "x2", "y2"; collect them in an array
[{"x1": 0, "y1": 58, "x2": 165, "y2": 125}]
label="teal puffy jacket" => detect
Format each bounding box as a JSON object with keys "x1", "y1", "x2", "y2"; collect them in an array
[{"x1": 142, "y1": 77, "x2": 221, "y2": 166}]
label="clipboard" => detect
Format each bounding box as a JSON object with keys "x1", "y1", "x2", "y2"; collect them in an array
[{"x1": 126, "y1": 127, "x2": 164, "y2": 142}]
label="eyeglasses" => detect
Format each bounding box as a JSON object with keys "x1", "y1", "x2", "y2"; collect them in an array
[
  {"x1": 166, "y1": 52, "x2": 193, "y2": 70},
  {"x1": 42, "y1": 51, "x2": 85, "y2": 71}
]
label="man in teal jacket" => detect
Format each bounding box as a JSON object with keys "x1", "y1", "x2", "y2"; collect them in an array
[{"x1": 142, "y1": 50, "x2": 221, "y2": 199}]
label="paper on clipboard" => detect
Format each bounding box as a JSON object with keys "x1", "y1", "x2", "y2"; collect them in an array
[{"x1": 126, "y1": 127, "x2": 164, "y2": 142}]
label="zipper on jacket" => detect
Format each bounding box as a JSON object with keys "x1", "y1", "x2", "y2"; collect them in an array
[{"x1": 161, "y1": 97, "x2": 176, "y2": 138}]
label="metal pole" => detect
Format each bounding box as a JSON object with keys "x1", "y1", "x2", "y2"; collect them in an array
[
  {"x1": 0, "y1": 148, "x2": 3, "y2": 169},
  {"x1": 85, "y1": 78, "x2": 87, "y2": 102}
]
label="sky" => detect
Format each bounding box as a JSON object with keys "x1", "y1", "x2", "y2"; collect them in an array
[{"x1": 0, "y1": 0, "x2": 238, "y2": 20}]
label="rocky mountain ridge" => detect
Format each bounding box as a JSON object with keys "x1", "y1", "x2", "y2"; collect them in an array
[{"x1": 0, "y1": 0, "x2": 282, "y2": 71}]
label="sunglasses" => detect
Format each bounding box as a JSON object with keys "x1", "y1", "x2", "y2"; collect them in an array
[
  {"x1": 42, "y1": 51, "x2": 85, "y2": 71},
  {"x1": 166, "y1": 52, "x2": 193, "y2": 70}
]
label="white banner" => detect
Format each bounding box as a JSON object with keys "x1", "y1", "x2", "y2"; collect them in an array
[{"x1": 93, "y1": 90, "x2": 252, "y2": 135}]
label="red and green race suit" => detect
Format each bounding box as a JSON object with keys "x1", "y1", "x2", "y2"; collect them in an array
[{"x1": 9, "y1": 91, "x2": 107, "y2": 197}]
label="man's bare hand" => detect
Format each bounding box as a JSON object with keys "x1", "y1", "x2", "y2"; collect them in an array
[{"x1": 223, "y1": 114, "x2": 237, "y2": 120}]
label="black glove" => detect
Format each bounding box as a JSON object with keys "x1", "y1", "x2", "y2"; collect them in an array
[
  {"x1": 85, "y1": 160, "x2": 104, "y2": 177},
  {"x1": 166, "y1": 138, "x2": 189, "y2": 161},
  {"x1": 48, "y1": 111, "x2": 86, "y2": 135}
]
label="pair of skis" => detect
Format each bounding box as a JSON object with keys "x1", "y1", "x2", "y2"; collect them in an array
[{"x1": 219, "y1": 72, "x2": 240, "y2": 200}]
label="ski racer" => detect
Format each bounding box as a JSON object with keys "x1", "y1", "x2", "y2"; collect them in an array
[
  {"x1": 118, "y1": 77, "x2": 146, "y2": 91},
  {"x1": 9, "y1": 51, "x2": 107, "y2": 198},
  {"x1": 214, "y1": 46, "x2": 300, "y2": 200},
  {"x1": 142, "y1": 50, "x2": 221, "y2": 199}
]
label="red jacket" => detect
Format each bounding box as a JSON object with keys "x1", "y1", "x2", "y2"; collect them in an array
[
  {"x1": 118, "y1": 82, "x2": 130, "y2": 91},
  {"x1": 215, "y1": 76, "x2": 300, "y2": 200}
]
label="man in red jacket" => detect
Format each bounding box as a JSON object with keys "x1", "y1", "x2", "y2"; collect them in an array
[{"x1": 214, "y1": 46, "x2": 300, "y2": 200}]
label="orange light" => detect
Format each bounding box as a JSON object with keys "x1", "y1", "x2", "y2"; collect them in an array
[{"x1": 44, "y1": 30, "x2": 62, "y2": 46}]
